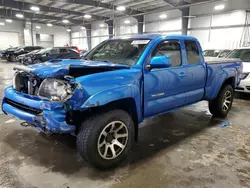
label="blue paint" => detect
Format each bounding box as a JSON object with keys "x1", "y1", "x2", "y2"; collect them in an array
[
  {"x1": 219, "y1": 121, "x2": 230, "y2": 127},
  {"x1": 2, "y1": 34, "x2": 242, "y2": 134}
]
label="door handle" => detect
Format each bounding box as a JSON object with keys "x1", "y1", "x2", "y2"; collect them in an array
[{"x1": 179, "y1": 72, "x2": 186, "y2": 78}]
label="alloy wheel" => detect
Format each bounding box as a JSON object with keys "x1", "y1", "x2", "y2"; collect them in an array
[
  {"x1": 97, "y1": 121, "x2": 128, "y2": 160},
  {"x1": 222, "y1": 91, "x2": 232, "y2": 112}
]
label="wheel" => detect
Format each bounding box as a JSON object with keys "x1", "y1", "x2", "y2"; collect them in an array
[
  {"x1": 209, "y1": 84, "x2": 234, "y2": 118},
  {"x1": 77, "y1": 110, "x2": 134, "y2": 169}
]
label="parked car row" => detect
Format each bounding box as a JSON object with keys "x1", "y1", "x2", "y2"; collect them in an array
[
  {"x1": 21, "y1": 47, "x2": 80, "y2": 65},
  {"x1": 2, "y1": 46, "x2": 44, "y2": 62},
  {"x1": 1, "y1": 46, "x2": 81, "y2": 64}
]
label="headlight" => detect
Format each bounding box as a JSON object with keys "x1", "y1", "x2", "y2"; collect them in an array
[{"x1": 38, "y1": 78, "x2": 74, "y2": 101}]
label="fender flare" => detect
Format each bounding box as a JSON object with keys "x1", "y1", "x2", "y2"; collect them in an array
[
  {"x1": 211, "y1": 69, "x2": 236, "y2": 99},
  {"x1": 81, "y1": 84, "x2": 142, "y2": 122}
]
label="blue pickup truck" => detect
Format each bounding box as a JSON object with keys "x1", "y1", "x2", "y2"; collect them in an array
[{"x1": 2, "y1": 34, "x2": 242, "y2": 169}]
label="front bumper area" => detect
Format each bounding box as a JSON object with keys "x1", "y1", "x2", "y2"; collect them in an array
[{"x1": 2, "y1": 86, "x2": 76, "y2": 134}]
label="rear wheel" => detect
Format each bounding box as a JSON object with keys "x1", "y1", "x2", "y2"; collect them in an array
[
  {"x1": 76, "y1": 110, "x2": 134, "y2": 169},
  {"x1": 209, "y1": 84, "x2": 234, "y2": 118}
]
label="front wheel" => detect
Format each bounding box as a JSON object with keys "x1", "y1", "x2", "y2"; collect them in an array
[
  {"x1": 77, "y1": 110, "x2": 134, "y2": 169},
  {"x1": 209, "y1": 84, "x2": 234, "y2": 118}
]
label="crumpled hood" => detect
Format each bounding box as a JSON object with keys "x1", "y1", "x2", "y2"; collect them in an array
[{"x1": 17, "y1": 59, "x2": 129, "y2": 78}]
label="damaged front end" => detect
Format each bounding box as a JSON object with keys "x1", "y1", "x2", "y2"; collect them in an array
[
  {"x1": 2, "y1": 60, "x2": 129, "y2": 134},
  {"x1": 2, "y1": 65, "x2": 78, "y2": 134}
]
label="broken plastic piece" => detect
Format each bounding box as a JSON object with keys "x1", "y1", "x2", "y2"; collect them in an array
[{"x1": 219, "y1": 121, "x2": 230, "y2": 127}]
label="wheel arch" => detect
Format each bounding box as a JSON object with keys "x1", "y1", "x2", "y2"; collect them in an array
[{"x1": 69, "y1": 98, "x2": 139, "y2": 142}]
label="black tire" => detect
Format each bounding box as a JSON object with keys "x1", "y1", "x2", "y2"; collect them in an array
[
  {"x1": 209, "y1": 84, "x2": 234, "y2": 118},
  {"x1": 77, "y1": 110, "x2": 134, "y2": 169}
]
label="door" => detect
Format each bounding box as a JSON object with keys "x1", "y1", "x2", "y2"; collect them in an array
[
  {"x1": 48, "y1": 48, "x2": 60, "y2": 60},
  {"x1": 42, "y1": 48, "x2": 59, "y2": 61},
  {"x1": 144, "y1": 40, "x2": 188, "y2": 118},
  {"x1": 184, "y1": 40, "x2": 206, "y2": 104}
]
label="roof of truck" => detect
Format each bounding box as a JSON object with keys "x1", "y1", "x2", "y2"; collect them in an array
[{"x1": 112, "y1": 34, "x2": 198, "y2": 41}]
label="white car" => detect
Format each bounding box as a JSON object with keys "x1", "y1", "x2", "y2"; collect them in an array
[
  {"x1": 226, "y1": 47, "x2": 250, "y2": 93},
  {"x1": 203, "y1": 49, "x2": 232, "y2": 58}
]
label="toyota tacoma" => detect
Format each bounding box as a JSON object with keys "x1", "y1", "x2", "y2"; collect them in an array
[{"x1": 2, "y1": 34, "x2": 242, "y2": 169}]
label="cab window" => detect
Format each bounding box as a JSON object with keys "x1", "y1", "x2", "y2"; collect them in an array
[
  {"x1": 152, "y1": 40, "x2": 182, "y2": 67},
  {"x1": 185, "y1": 40, "x2": 201, "y2": 65}
]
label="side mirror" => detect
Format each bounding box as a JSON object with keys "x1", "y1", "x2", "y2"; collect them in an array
[{"x1": 148, "y1": 56, "x2": 171, "y2": 69}]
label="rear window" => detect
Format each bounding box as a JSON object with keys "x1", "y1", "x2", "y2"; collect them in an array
[{"x1": 185, "y1": 40, "x2": 201, "y2": 65}]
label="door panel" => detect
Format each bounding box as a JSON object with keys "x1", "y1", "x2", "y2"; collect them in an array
[
  {"x1": 144, "y1": 67, "x2": 187, "y2": 117},
  {"x1": 184, "y1": 40, "x2": 206, "y2": 104},
  {"x1": 144, "y1": 40, "x2": 188, "y2": 118}
]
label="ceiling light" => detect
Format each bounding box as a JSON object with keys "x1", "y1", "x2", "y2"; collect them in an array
[
  {"x1": 81, "y1": 26, "x2": 85, "y2": 30},
  {"x1": 183, "y1": 15, "x2": 197, "y2": 18},
  {"x1": 62, "y1": 19, "x2": 69, "y2": 24},
  {"x1": 84, "y1": 14, "x2": 92, "y2": 19},
  {"x1": 36, "y1": 26, "x2": 41, "y2": 29},
  {"x1": 47, "y1": 23, "x2": 53, "y2": 27},
  {"x1": 67, "y1": 29, "x2": 71, "y2": 32},
  {"x1": 5, "y1": 19, "x2": 12, "y2": 23},
  {"x1": 214, "y1": 4, "x2": 225, "y2": 10},
  {"x1": 159, "y1": 14, "x2": 167, "y2": 19},
  {"x1": 100, "y1": 23, "x2": 105, "y2": 28},
  {"x1": 124, "y1": 20, "x2": 131, "y2": 24},
  {"x1": 30, "y1": 6, "x2": 40, "y2": 12},
  {"x1": 16, "y1": 13, "x2": 24, "y2": 18},
  {"x1": 116, "y1": 6, "x2": 126, "y2": 11},
  {"x1": 0, "y1": 22, "x2": 5, "y2": 26}
]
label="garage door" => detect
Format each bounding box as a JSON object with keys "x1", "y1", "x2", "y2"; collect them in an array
[{"x1": 0, "y1": 32, "x2": 20, "y2": 50}]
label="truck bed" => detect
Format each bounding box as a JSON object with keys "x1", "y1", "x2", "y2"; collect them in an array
[
  {"x1": 204, "y1": 58, "x2": 242, "y2": 100},
  {"x1": 205, "y1": 57, "x2": 240, "y2": 64}
]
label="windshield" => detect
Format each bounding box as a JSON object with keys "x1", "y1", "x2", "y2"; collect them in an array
[
  {"x1": 218, "y1": 50, "x2": 231, "y2": 58},
  {"x1": 85, "y1": 39, "x2": 151, "y2": 66},
  {"x1": 226, "y1": 49, "x2": 250, "y2": 62},
  {"x1": 28, "y1": 50, "x2": 39, "y2": 55}
]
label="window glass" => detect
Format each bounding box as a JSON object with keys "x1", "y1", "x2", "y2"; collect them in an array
[
  {"x1": 226, "y1": 49, "x2": 250, "y2": 62},
  {"x1": 185, "y1": 40, "x2": 201, "y2": 64},
  {"x1": 85, "y1": 39, "x2": 150, "y2": 66},
  {"x1": 60, "y1": 49, "x2": 68, "y2": 53},
  {"x1": 152, "y1": 40, "x2": 182, "y2": 67},
  {"x1": 25, "y1": 47, "x2": 32, "y2": 51},
  {"x1": 203, "y1": 50, "x2": 215, "y2": 57},
  {"x1": 50, "y1": 48, "x2": 59, "y2": 54}
]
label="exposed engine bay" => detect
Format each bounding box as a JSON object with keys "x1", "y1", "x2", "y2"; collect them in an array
[
  {"x1": 13, "y1": 71, "x2": 42, "y2": 95},
  {"x1": 12, "y1": 64, "x2": 128, "y2": 96}
]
